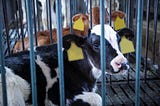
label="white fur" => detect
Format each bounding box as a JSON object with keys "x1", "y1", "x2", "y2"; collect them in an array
[
  {"x1": 88, "y1": 58, "x2": 102, "y2": 80},
  {"x1": 74, "y1": 92, "x2": 102, "y2": 106},
  {"x1": 110, "y1": 54, "x2": 129, "y2": 75},
  {"x1": 0, "y1": 67, "x2": 30, "y2": 106},
  {"x1": 35, "y1": 55, "x2": 58, "y2": 105}
]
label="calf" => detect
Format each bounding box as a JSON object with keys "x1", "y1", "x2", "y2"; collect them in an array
[
  {"x1": 13, "y1": 13, "x2": 89, "y2": 53},
  {"x1": 0, "y1": 25, "x2": 129, "y2": 106}
]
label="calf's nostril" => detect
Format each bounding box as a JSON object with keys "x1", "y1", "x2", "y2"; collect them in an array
[{"x1": 120, "y1": 63, "x2": 128, "y2": 70}]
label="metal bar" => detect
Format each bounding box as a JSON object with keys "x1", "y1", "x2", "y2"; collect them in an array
[
  {"x1": 0, "y1": 1, "x2": 8, "y2": 105},
  {"x1": 48, "y1": 0, "x2": 53, "y2": 43},
  {"x1": 134, "y1": 0, "x2": 138, "y2": 40},
  {"x1": 100, "y1": 0, "x2": 106, "y2": 105},
  {"x1": 90, "y1": 0, "x2": 92, "y2": 28},
  {"x1": 69, "y1": 0, "x2": 73, "y2": 33},
  {"x1": 15, "y1": 6, "x2": 20, "y2": 41},
  {"x1": 33, "y1": 0, "x2": 38, "y2": 46},
  {"x1": 144, "y1": 0, "x2": 150, "y2": 83},
  {"x1": 36, "y1": 0, "x2": 41, "y2": 31},
  {"x1": 127, "y1": 0, "x2": 131, "y2": 28},
  {"x1": 25, "y1": 0, "x2": 38, "y2": 105},
  {"x1": 2, "y1": 0, "x2": 11, "y2": 56},
  {"x1": 18, "y1": 0, "x2": 25, "y2": 51},
  {"x1": 135, "y1": 0, "x2": 143, "y2": 106},
  {"x1": 46, "y1": 0, "x2": 49, "y2": 29},
  {"x1": 152, "y1": 0, "x2": 159, "y2": 64},
  {"x1": 56, "y1": 0, "x2": 65, "y2": 106},
  {"x1": 109, "y1": 0, "x2": 111, "y2": 26}
]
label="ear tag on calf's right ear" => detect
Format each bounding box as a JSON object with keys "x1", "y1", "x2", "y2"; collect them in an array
[
  {"x1": 73, "y1": 17, "x2": 84, "y2": 31},
  {"x1": 120, "y1": 36, "x2": 135, "y2": 54},
  {"x1": 114, "y1": 16, "x2": 126, "y2": 30},
  {"x1": 67, "y1": 42, "x2": 84, "y2": 61}
]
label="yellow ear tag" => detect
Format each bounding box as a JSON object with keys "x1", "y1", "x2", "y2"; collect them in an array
[
  {"x1": 114, "y1": 16, "x2": 126, "y2": 30},
  {"x1": 67, "y1": 42, "x2": 84, "y2": 61},
  {"x1": 73, "y1": 17, "x2": 84, "y2": 31},
  {"x1": 120, "y1": 36, "x2": 135, "y2": 54}
]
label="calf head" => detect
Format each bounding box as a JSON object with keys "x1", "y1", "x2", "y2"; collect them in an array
[
  {"x1": 63, "y1": 24, "x2": 129, "y2": 77},
  {"x1": 90, "y1": 24, "x2": 129, "y2": 75}
]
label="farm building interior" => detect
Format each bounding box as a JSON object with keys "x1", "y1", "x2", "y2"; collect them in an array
[{"x1": 0, "y1": 0, "x2": 160, "y2": 106}]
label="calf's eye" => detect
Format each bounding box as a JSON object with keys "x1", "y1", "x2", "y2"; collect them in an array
[{"x1": 93, "y1": 43, "x2": 100, "y2": 49}]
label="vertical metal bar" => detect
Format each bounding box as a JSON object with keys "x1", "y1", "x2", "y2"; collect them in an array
[
  {"x1": 70, "y1": 0, "x2": 73, "y2": 33},
  {"x1": 32, "y1": 0, "x2": 38, "y2": 46},
  {"x1": 18, "y1": 0, "x2": 25, "y2": 51},
  {"x1": 125, "y1": 0, "x2": 128, "y2": 17},
  {"x1": 0, "y1": 1, "x2": 8, "y2": 105},
  {"x1": 152, "y1": 0, "x2": 159, "y2": 64},
  {"x1": 25, "y1": 0, "x2": 38, "y2": 105},
  {"x1": 90, "y1": 0, "x2": 92, "y2": 28},
  {"x1": 135, "y1": 0, "x2": 143, "y2": 106},
  {"x1": 15, "y1": 5, "x2": 20, "y2": 40},
  {"x1": 73, "y1": 0, "x2": 76, "y2": 14},
  {"x1": 46, "y1": 0, "x2": 49, "y2": 29},
  {"x1": 122, "y1": 0, "x2": 125, "y2": 12},
  {"x1": 56, "y1": 0, "x2": 65, "y2": 106},
  {"x1": 100, "y1": 0, "x2": 106, "y2": 105},
  {"x1": 48, "y1": 0, "x2": 53, "y2": 43},
  {"x1": 134, "y1": 0, "x2": 138, "y2": 35},
  {"x1": 144, "y1": 0, "x2": 150, "y2": 83},
  {"x1": 36, "y1": 0, "x2": 41, "y2": 31},
  {"x1": 2, "y1": 0, "x2": 11, "y2": 56},
  {"x1": 127, "y1": 0, "x2": 131, "y2": 28},
  {"x1": 109, "y1": 0, "x2": 112, "y2": 26}
]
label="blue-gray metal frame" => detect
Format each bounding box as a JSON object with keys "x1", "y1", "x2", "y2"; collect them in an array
[
  {"x1": 36, "y1": 0, "x2": 41, "y2": 31},
  {"x1": 25, "y1": 0, "x2": 38, "y2": 105},
  {"x1": 109, "y1": 0, "x2": 112, "y2": 26},
  {"x1": 144, "y1": 0, "x2": 151, "y2": 83},
  {"x1": 127, "y1": 0, "x2": 131, "y2": 28},
  {"x1": 135, "y1": 0, "x2": 143, "y2": 106},
  {"x1": 0, "y1": 0, "x2": 8, "y2": 105},
  {"x1": 33, "y1": 0, "x2": 38, "y2": 46},
  {"x1": 2, "y1": 0, "x2": 11, "y2": 56},
  {"x1": 17, "y1": 0, "x2": 25, "y2": 50},
  {"x1": 70, "y1": 0, "x2": 73, "y2": 33},
  {"x1": 56, "y1": 0, "x2": 65, "y2": 106},
  {"x1": 100, "y1": 0, "x2": 106, "y2": 105},
  {"x1": 152, "y1": 0, "x2": 159, "y2": 64},
  {"x1": 48, "y1": 0, "x2": 53, "y2": 43},
  {"x1": 90, "y1": 0, "x2": 93, "y2": 28}
]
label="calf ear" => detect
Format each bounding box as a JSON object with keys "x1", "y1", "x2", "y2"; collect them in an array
[
  {"x1": 63, "y1": 34, "x2": 85, "y2": 50},
  {"x1": 117, "y1": 28, "x2": 134, "y2": 40}
]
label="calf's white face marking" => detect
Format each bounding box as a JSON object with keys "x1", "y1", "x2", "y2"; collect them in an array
[{"x1": 91, "y1": 24, "x2": 129, "y2": 74}]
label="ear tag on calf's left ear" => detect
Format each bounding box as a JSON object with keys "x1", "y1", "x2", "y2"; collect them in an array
[
  {"x1": 67, "y1": 42, "x2": 84, "y2": 61},
  {"x1": 114, "y1": 16, "x2": 126, "y2": 31},
  {"x1": 120, "y1": 36, "x2": 135, "y2": 54},
  {"x1": 73, "y1": 17, "x2": 84, "y2": 31}
]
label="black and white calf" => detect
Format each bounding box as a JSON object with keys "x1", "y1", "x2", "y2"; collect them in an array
[{"x1": 0, "y1": 25, "x2": 129, "y2": 106}]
